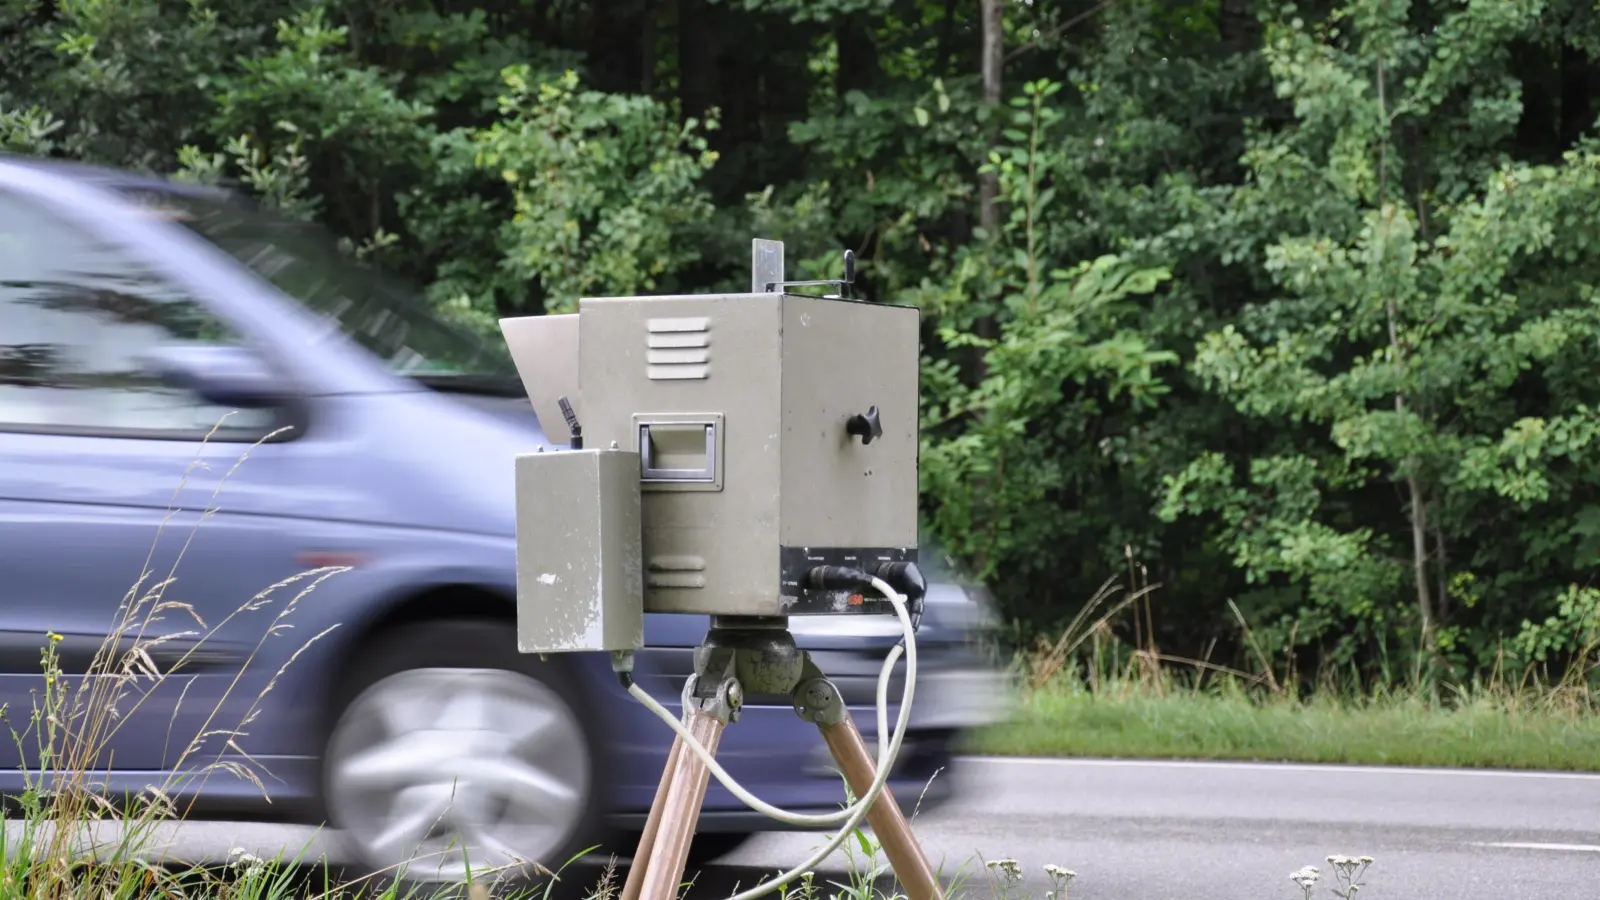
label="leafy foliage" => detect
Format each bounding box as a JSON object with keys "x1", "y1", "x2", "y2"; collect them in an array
[
  {"x1": 7, "y1": 0, "x2": 1600, "y2": 689},
  {"x1": 470, "y1": 68, "x2": 721, "y2": 314}
]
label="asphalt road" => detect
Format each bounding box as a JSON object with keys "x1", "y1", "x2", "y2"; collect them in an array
[
  {"x1": 716, "y1": 756, "x2": 1600, "y2": 899},
  {"x1": 12, "y1": 756, "x2": 1599, "y2": 899}
]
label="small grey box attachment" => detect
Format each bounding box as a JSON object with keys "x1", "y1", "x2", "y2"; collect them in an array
[{"x1": 514, "y1": 447, "x2": 645, "y2": 654}]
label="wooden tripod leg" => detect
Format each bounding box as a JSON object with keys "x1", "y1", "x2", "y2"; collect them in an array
[
  {"x1": 819, "y1": 715, "x2": 945, "y2": 900},
  {"x1": 621, "y1": 734, "x2": 683, "y2": 900},
  {"x1": 637, "y1": 709, "x2": 726, "y2": 900}
]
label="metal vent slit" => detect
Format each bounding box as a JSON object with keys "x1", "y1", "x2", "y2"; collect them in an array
[{"x1": 646, "y1": 317, "x2": 711, "y2": 381}]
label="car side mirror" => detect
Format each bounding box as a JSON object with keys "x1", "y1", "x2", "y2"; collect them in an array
[{"x1": 143, "y1": 343, "x2": 288, "y2": 409}]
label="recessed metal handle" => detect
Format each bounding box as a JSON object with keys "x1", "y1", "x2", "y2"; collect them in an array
[{"x1": 639, "y1": 422, "x2": 717, "y2": 482}]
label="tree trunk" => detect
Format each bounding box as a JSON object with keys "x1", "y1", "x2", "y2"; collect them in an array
[
  {"x1": 677, "y1": 0, "x2": 721, "y2": 122},
  {"x1": 971, "y1": 0, "x2": 1003, "y2": 384},
  {"x1": 1405, "y1": 472, "x2": 1436, "y2": 651},
  {"x1": 1434, "y1": 525, "x2": 1450, "y2": 623},
  {"x1": 834, "y1": 13, "x2": 881, "y2": 98},
  {"x1": 978, "y1": 0, "x2": 1003, "y2": 235},
  {"x1": 641, "y1": 3, "x2": 657, "y2": 96},
  {"x1": 1374, "y1": 54, "x2": 1437, "y2": 659},
  {"x1": 937, "y1": 0, "x2": 958, "y2": 72},
  {"x1": 1218, "y1": 0, "x2": 1259, "y2": 53}
]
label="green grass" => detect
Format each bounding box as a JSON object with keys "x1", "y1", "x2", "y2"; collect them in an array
[
  {"x1": 969, "y1": 676, "x2": 1600, "y2": 770},
  {"x1": 963, "y1": 569, "x2": 1600, "y2": 772}
]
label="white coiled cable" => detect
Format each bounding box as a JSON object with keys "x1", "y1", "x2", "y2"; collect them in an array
[{"x1": 622, "y1": 575, "x2": 918, "y2": 900}]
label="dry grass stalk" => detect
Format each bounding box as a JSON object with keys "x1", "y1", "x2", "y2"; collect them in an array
[{"x1": 2, "y1": 415, "x2": 355, "y2": 900}]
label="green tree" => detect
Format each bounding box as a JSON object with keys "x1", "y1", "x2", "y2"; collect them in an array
[
  {"x1": 7, "y1": 0, "x2": 1600, "y2": 688},
  {"x1": 1160, "y1": 0, "x2": 1600, "y2": 680}
]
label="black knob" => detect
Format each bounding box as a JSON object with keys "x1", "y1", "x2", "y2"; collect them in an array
[{"x1": 846, "y1": 406, "x2": 883, "y2": 445}]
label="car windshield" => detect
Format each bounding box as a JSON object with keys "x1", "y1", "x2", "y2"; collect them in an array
[{"x1": 119, "y1": 185, "x2": 524, "y2": 395}]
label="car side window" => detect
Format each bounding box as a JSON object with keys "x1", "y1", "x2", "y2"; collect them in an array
[{"x1": 0, "y1": 189, "x2": 276, "y2": 438}]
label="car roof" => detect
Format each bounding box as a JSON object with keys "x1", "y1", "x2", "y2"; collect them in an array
[
  {"x1": 0, "y1": 151, "x2": 238, "y2": 202},
  {"x1": 0, "y1": 151, "x2": 424, "y2": 395}
]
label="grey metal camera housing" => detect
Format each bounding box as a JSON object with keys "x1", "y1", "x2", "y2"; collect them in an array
[{"x1": 502, "y1": 240, "x2": 921, "y2": 654}]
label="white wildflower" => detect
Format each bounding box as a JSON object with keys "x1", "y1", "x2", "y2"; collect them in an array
[
  {"x1": 228, "y1": 846, "x2": 268, "y2": 878},
  {"x1": 1290, "y1": 865, "x2": 1320, "y2": 891},
  {"x1": 1328, "y1": 855, "x2": 1375, "y2": 877},
  {"x1": 985, "y1": 858, "x2": 1023, "y2": 882},
  {"x1": 1326, "y1": 854, "x2": 1374, "y2": 896},
  {"x1": 1042, "y1": 862, "x2": 1077, "y2": 900}
]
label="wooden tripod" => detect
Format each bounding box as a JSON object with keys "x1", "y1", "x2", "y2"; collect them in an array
[{"x1": 618, "y1": 621, "x2": 944, "y2": 900}]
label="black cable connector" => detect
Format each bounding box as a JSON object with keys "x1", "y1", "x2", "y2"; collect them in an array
[
  {"x1": 805, "y1": 565, "x2": 876, "y2": 592},
  {"x1": 872, "y1": 561, "x2": 926, "y2": 634},
  {"x1": 805, "y1": 562, "x2": 925, "y2": 637},
  {"x1": 558, "y1": 395, "x2": 582, "y2": 449}
]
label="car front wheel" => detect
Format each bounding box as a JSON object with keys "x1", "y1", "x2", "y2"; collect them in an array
[{"x1": 321, "y1": 619, "x2": 602, "y2": 885}]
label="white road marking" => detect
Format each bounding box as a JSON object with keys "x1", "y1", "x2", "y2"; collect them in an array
[
  {"x1": 961, "y1": 755, "x2": 1600, "y2": 781},
  {"x1": 1471, "y1": 842, "x2": 1600, "y2": 853}
]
